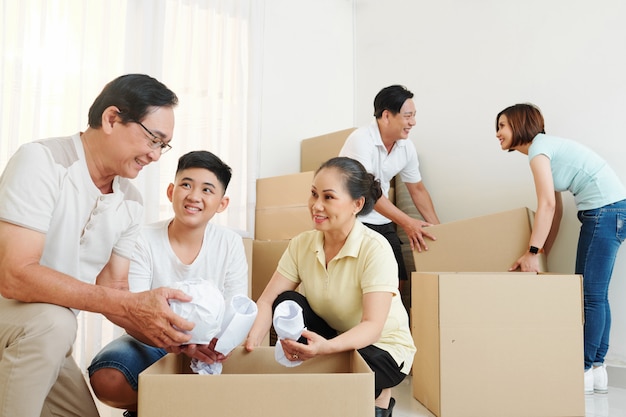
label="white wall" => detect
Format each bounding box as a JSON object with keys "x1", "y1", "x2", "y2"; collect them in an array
[
  {"x1": 259, "y1": 0, "x2": 355, "y2": 178},
  {"x1": 259, "y1": 0, "x2": 626, "y2": 366},
  {"x1": 354, "y1": 0, "x2": 626, "y2": 365}
]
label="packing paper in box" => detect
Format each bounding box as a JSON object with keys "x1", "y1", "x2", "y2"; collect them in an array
[{"x1": 190, "y1": 295, "x2": 258, "y2": 375}]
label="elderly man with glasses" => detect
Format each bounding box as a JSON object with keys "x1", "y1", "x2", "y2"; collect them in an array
[{"x1": 0, "y1": 74, "x2": 193, "y2": 417}]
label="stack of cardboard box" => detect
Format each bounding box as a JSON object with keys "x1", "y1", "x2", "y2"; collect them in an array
[
  {"x1": 410, "y1": 208, "x2": 585, "y2": 417},
  {"x1": 251, "y1": 128, "x2": 358, "y2": 301},
  {"x1": 251, "y1": 171, "x2": 312, "y2": 301}
]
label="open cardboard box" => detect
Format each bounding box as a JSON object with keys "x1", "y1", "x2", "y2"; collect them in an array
[
  {"x1": 138, "y1": 346, "x2": 374, "y2": 417},
  {"x1": 411, "y1": 272, "x2": 584, "y2": 417},
  {"x1": 412, "y1": 207, "x2": 548, "y2": 273}
]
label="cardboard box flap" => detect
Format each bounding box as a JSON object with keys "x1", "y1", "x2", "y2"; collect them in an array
[
  {"x1": 437, "y1": 273, "x2": 583, "y2": 326},
  {"x1": 411, "y1": 272, "x2": 441, "y2": 416},
  {"x1": 300, "y1": 128, "x2": 356, "y2": 172},
  {"x1": 141, "y1": 348, "x2": 372, "y2": 375}
]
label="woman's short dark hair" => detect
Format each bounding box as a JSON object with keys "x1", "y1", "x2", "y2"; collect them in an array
[
  {"x1": 316, "y1": 157, "x2": 382, "y2": 216},
  {"x1": 88, "y1": 74, "x2": 178, "y2": 128},
  {"x1": 373, "y1": 85, "x2": 414, "y2": 118},
  {"x1": 176, "y1": 150, "x2": 232, "y2": 192},
  {"x1": 496, "y1": 103, "x2": 545, "y2": 150}
]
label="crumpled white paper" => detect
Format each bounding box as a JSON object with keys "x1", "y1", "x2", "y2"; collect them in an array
[
  {"x1": 190, "y1": 294, "x2": 259, "y2": 375},
  {"x1": 273, "y1": 300, "x2": 305, "y2": 367},
  {"x1": 169, "y1": 280, "x2": 225, "y2": 344}
]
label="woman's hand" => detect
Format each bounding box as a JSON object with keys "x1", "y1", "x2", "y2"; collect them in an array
[
  {"x1": 281, "y1": 330, "x2": 327, "y2": 361},
  {"x1": 245, "y1": 327, "x2": 267, "y2": 352},
  {"x1": 509, "y1": 252, "x2": 541, "y2": 272}
]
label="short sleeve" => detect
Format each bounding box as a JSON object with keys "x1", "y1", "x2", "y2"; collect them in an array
[
  {"x1": 0, "y1": 143, "x2": 61, "y2": 232},
  {"x1": 398, "y1": 140, "x2": 422, "y2": 184},
  {"x1": 222, "y1": 235, "x2": 249, "y2": 301}
]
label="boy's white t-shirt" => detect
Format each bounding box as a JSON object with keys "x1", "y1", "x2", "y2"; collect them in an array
[{"x1": 129, "y1": 219, "x2": 248, "y2": 301}]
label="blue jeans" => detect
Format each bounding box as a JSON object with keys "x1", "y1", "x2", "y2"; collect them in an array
[
  {"x1": 576, "y1": 199, "x2": 626, "y2": 370},
  {"x1": 88, "y1": 334, "x2": 166, "y2": 391}
]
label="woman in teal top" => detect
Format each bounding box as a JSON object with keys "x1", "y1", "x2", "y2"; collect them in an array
[{"x1": 495, "y1": 103, "x2": 626, "y2": 395}]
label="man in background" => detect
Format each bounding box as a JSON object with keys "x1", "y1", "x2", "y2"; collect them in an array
[{"x1": 340, "y1": 84, "x2": 440, "y2": 294}]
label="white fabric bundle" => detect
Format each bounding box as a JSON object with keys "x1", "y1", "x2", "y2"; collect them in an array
[
  {"x1": 169, "y1": 280, "x2": 225, "y2": 344},
  {"x1": 273, "y1": 300, "x2": 305, "y2": 367}
]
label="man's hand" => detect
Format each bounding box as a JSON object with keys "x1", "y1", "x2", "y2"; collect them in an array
[
  {"x1": 401, "y1": 218, "x2": 436, "y2": 252},
  {"x1": 108, "y1": 287, "x2": 195, "y2": 348}
]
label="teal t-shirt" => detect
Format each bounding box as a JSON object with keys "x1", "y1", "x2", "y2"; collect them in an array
[{"x1": 528, "y1": 134, "x2": 626, "y2": 210}]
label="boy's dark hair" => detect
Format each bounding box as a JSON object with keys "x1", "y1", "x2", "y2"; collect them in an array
[
  {"x1": 316, "y1": 157, "x2": 382, "y2": 216},
  {"x1": 88, "y1": 74, "x2": 178, "y2": 127},
  {"x1": 176, "y1": 151, "x2": 232, "y2": 192},
  {"x1": 373, "y1": 85, "x2": 414, "y2": 118}
]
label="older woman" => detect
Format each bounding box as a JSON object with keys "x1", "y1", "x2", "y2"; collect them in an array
[
  {"x1": 496, "y1": 103, "x2": 626, "y2": 395},
  {"x1": 246, "y1": 157, "x2": 416, "y2": 417}
]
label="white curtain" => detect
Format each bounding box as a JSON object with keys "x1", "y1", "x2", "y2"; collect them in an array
[{"x1": 0, "y1": 0, "x2": 262, "y2": 413}]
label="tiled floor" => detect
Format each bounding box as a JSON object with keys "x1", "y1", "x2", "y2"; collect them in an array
[{"x1": 392, "y1": 375, "x2": 626, "y2": 417}]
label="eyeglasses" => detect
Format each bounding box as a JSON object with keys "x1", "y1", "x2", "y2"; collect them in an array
[{"x1": 133, "y1": 121, "x2": 172, "y2": 154}]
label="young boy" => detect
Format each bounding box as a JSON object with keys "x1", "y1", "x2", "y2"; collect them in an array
[{"x1": 88, "y1": 150, "x2": 248, "y2": 417}]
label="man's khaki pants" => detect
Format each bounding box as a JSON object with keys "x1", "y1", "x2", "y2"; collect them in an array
[{"x1": 0, "y1": 297, "x2": 100, "y2": 417}]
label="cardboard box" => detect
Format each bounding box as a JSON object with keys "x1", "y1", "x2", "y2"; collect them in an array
[
  {"x1": 411, "y1": 272, "x2": 584, "y2": 417},
  {"x1": 243, "y1": 237, "x2": 253, "y2": 298},
  {"x1": 138, "y1": 346, "x2": 374, "y2": 417},
  {"x1": 251, "y1": 239, "x2": 289, "y2": 301},
  {"x1": 255, "y1": 171, "x2": 313, "y2": 240},
  {"x1": 412, "y1": 207, "x2": 548, "y2": 273},
  {"x1": 300, "y1": 128, "x2": 356, "y2": 172}
]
